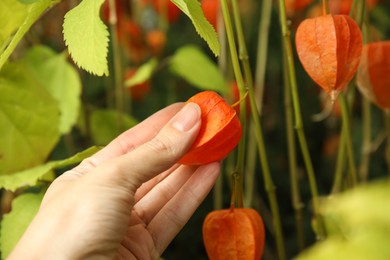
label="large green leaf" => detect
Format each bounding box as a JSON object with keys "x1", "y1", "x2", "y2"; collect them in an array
[
  {"x1": 22, "y1": 45, "x2": 82, "y2": 134},
  {"x1": 0, "y1": 146, "x2": 101, "y2": 191},
  {"x1": 0, "y1": 63, "x2": 60, "y2": 175},
  {"x1": 18, "y1": 0, "x2": 41, "y2": 3},
  {"x1": 171, "y1": 0, "x2": 220, "y2": 56},
  {"x1": 0, "y1": 191, "x2": 45, "y2": 258},
  {"x1": 0, "y1": 0, "x2": 59, "y2": 70},
  {"x1": 63, "y1": 0, "x2": 109, "y2": 76},
  {"x1": 90, "y1": 109, "x2": 138, "y2": 145},
  {"x1": 170, "y1": 45, "x2": 226, "y2": 93},
  {"x1": 0, "y1": 0, "x2": 28, "y2": 52},
  {"x1": 297, "y1": 180, "x2": 390, "y2": 260}
]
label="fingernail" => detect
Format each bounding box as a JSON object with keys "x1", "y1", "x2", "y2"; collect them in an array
[{"x1": 172, "y1": 103, "x2": 201, "y2": 132}]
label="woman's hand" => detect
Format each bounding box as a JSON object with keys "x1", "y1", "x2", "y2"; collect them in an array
[{"x1": 9, "y1": 103, "x2": 220, "y2": 260}]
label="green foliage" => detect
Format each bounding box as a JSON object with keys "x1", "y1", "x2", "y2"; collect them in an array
[
  {"x1": 0, "y1": 0, "x2": 28, "y2": 52},
  {"x1": 0, "y1": 191, "x2": 45, "y2": 258},
  {"x1": 298, "y1": 180, "x2": 390, "y2": 259},
  {"x1": 125, "y1": 58, "x2": 158, "y2": 88},
  {"x1": 0, "y1": 62, "x2": 60, "y2": 175},
  {"x1": 0, "y1": 0, "x2": 58, "y2": 69},
  {"x1": 171, "y1": 0, "x2": 220, "y2": 56},
  {"x1": 18, "y1": 0, "x2": 41, "y2": 3},
  {"x1": 0, "y1": 146, "x2": 101, "y2": 191},
  {"x1": 170, "y1": 45, "x2": 226, "y2": 94},
  {"x1": 63, "y1": 0, "x2": 109, "y2": 76},
  {"x1": 21, "y1": 45, "x2": 82, "y2": 134},
  {"x1": 90, "y1": 109, "x2": 138, "y2": 145}
]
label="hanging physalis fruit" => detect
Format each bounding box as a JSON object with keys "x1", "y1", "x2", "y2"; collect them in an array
[
  {"x1": 285, "y1": 0, "x2": 313, "y2": 16},
  {"x1": 329, "y1": 0, "x2": 378, "y2": 15},
  {"x1": 178, "y1": 91, "x2": 242, "y2": 165},
  {"x1": 356, "y1": 41, "x2": 390, "y2": 110},
  {"x1": 295, "y1": 14, "x2": 363, "y2": 101},
  {"x1": 203, "y1": 207, "x2": 265, "y2": 260}
]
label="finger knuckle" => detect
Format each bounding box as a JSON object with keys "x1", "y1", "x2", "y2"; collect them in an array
[{"x1": 147, "y1": 136, "x2": 177, "y2": 157}]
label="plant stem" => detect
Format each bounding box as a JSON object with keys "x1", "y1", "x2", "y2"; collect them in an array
[
  {"x1": 221, "y1": 0, "x2": 285, "y2": 258},
  {"x1": 338, "y1": 93, "x2": 358, "y2": 187},
  {"x1": 283, "y1": 51, "x2": 305, "y2": 251},
  {"x1": 108, "y1": 0, "x2": 126, "y2": 130},
  {"x1": 220, "y1": 0, "x2": 246, "y2": 208},
  {"x1": 384, "y1": 111, "x2": 390, "y2": 175},
  {"x1": 254, "y1": 0, "x2": 272, "y2": 116},
  {"x1": 277, "y1": 0, "x2": 325, "y2": 240},
  {"x1": 214, "y1": 3, "x2": 227, "y2": 211},
  {"x1": 245, "y1": 0, "x2": 273, "y2": 208},
  {"x1": 322, "y1": 0, "x2": 329, "y2": 16},
  {"x1": 332, "y1": 127, "x2": 347, "y2": 194},
  {"x1": 359, "y1": 95, "x2": 372, "y2": 182}
]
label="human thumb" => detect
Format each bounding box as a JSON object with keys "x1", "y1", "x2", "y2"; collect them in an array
[{"x1": 94, "y1": 102, "x2": 202, "y2": 192}]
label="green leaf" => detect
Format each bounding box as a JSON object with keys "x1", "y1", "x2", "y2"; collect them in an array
[
  {"x1": 171, "y1": 0, "x2": 220, "y2": 56},
  {"x1": 63, "y1": 0, "x2": 110, "y2": 76},
  {"x1": 0, "y1": 146, "x2": 101, "y2": 191},
  {"x1": 170, "y1": 45, "x2": 226, "y2": 93},
  {"x1": 18, "y1": 0, "x2": 41, "y2": 3},
  {"x1": 0, "y1": 62, "x2": 60, "y2": 175},
  {"x1": 90, "y1": 109, "x2": 138, "y2": 145},
  {"x1": 0, "y1": 0, "x2": 59, "y2": 70},
  {"x1": 125, "y1": 58, "x2": 158, "y2": 88},
  {"x1": 297, "y1": 180, "x2": 390, "y2": 260},
  {"x1": 1, "y1": 191, "x2": 45, "y2": 258},
  {"x1": 22, "y1": 45, "x2": 82, "y2": 134},
  {"x1": 0, "y1": 0, "x2": 28, "y2": 52}
]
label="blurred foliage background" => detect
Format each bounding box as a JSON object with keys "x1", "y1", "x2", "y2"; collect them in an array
[{"x1": 1, "y1": 0, "x2": 390, "y2": 259}]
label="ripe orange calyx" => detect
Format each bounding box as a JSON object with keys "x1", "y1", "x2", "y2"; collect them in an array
[
  {"x1": 295, "y1": 14, "x2": 362, "y2": 101},
  {"x1": 202, "y1": 207, "x2": 265, "y2": 260},
  {"x1": 357, "y1": 41, "x2": 390, "y2": 110},
  {"x1": 178, "y1": 91, "x2": 242, "y2": 165}
]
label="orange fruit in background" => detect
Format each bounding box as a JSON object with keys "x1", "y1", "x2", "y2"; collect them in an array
[
  {"x1": 201, "y1": 0, "x2": 219, "y2": 29},
  {"x1": 151, "y1": 0, "x2": 182, "y2": 23},
  {"x1": 329, "y1": 0, "x2": 379, "y2": 15},
  {"x1": 356, "y1": 41, "x2": 390, "y2": 110},
  {"x1": 285, "y1": 0, "x2": 314, "y2": 16}
]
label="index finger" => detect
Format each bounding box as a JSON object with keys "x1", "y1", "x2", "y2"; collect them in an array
[{"x1": 74, "y1": 103, "x2": 184, "y2": 174}]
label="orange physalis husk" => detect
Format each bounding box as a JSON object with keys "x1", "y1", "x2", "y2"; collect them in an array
[
  {"x1": 329, "y1": 0, "x2": 378, "y2": 15},
  {"x1": 295, "y1": 14, "x2": 363, "y2": 101},
  {"x1": 178, "y1": 91, "x2": 242, "y2": 165},
  {"x1": 285, "y1": 0, "x2": 314, "y2": 16},
  {"x1": 202, "y1": 207, "x2": 265, "y2": 260},
  {"x1": 356, "y1": 41, "x2": 390, "y2": 110}
]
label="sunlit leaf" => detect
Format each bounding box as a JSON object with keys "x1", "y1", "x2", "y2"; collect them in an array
[
  {"x1": 0, "y1": 0, "x2": 28, "y2": 52},
  {"x1": 0, "y1": 146, "x2": 101, "y2": 191},
  {"x1": 0, "y1": 191, "x2": 44, "y2": 258},
  {"x1": 0, "y1": 62, "x2": 60, "y2": 175},
  {"x1": 90, "y1": 109, "x2": 138, "y2": 145},
  {"x1": 170, "y1": 45, "x2": 226, "y2": 93},
  {"x1": 22, "y1": 45, "x2": 82, "y2": 134},
  {"x1": 63, "y1": 0, "x2": 109, "y2": 76},
  {"x1": 0, "y1": 0, "x2": 59, "y2": 70},
  {"x1": 125, "y1": 58, "x2": 157, "y2": 88},
  {"x1": 18, "y1": 0, "x2": 41, "y2": 3},
  {"x1": 171, "y1": 0, "x2": 220, "y2": 56},
  {"x1": 298, "y1": 180, "x2": 390, "y2": 260}
]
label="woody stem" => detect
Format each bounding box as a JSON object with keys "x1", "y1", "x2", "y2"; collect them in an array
[
  {"x1": 108, "y1": 0, "x2": 126, "y2": 129},
  {"x1": 220, "y1": 0, "x2": 245, "y2": 209},
  {"x1": 223, "y1": 0, "x2": 286, "y2": 258},
  {"x1": 277, "y1": 0, "x2": 325, "y2": 240}
]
